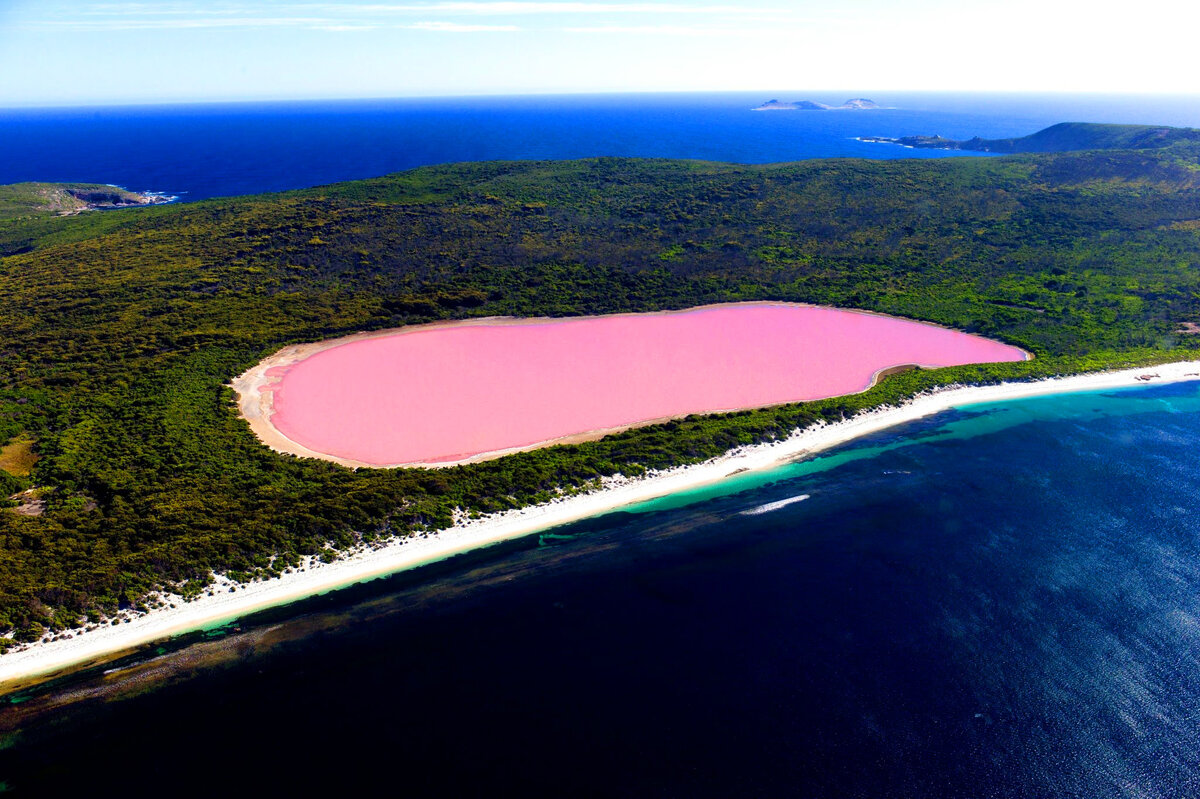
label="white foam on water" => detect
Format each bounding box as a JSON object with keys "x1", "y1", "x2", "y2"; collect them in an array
[{"x1": 741, "y1": 494, "x2": 810, "y2": 516}]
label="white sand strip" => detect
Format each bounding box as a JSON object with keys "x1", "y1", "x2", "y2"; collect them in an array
[{"x1": 2, "y1": 360, "x2": 1197, "y2": 686}]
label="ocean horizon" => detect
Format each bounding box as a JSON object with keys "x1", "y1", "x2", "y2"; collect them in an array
[{"x1": 4, "y1": 91, "x2": 1200, "y2": 201}]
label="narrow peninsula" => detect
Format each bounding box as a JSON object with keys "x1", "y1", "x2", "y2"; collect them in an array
[{"x1": 860, "y1": 121, "x2": 1200, "y2": 153}]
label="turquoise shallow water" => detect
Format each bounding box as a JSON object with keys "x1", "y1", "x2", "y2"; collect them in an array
[
  {"x1": 5, "y1": 380, "x2": 1200, "y2": 797},
  {"x1": 628, "y1": 381, "x2": 1200, "y2": 514}
]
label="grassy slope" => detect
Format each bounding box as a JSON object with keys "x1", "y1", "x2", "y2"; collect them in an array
[
  {"x1": 2, "y1": 144, "x2": 1200, "y2": 642},
  {"x1": 0, "y1": 437, "x2": 37, "y2": 478}
]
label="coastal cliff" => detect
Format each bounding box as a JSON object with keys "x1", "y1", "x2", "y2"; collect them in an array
[{"x1": 0, "y1": 182, "x2": 174, "y2": 220}]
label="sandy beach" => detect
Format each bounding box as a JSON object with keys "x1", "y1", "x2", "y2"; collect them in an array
[{"x1": 3, "y1": 360, "x2": 1197, "y2": 687}]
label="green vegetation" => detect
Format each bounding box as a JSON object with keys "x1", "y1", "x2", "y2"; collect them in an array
[
  {"x1": 886, "y1": 121, "x2": 1200, "y2": 153},
  {"x1": 2, "y1": 136, "x2": 1200, "y2": 640}
]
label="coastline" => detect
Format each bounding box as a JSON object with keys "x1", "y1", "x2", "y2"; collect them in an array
[{"x1": 3, "y1": 359, "x2": 1197, "y2": 688}]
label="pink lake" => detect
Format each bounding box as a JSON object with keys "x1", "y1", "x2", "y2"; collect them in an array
[{"x1": 266, "y1": 304, "x2": 1027, "y2": 466}]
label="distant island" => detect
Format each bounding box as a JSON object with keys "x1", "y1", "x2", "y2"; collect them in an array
[
  {"x1": 859, "y1": 121, "x2": 1200, "y2": 153},
  {"x1": 753, "y1": 98, "x2": 880, "y2": 111},
  {"x1": 0, "y1": 182, "x2": 175, "y2": 220}
]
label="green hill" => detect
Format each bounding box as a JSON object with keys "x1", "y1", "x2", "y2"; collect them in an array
[
  {"x1": 871, "y1": 122, "x2": 1200, "y2": 154},
  {"x1": 2, "y1": 141, "x2": 1200, "y2": 643}
]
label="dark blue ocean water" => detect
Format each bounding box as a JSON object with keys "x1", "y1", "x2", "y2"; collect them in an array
[
  {"x1": 3, "y1": 92, "x2": 1200, "y2": 200},
  {"x1": 4, "y1": 382, "x2": 1200, "y2": 797}
]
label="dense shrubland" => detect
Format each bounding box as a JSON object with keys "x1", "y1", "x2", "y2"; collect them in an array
[{"x1": 2, "y1": 141, "x2": 1200, "y2": 643}]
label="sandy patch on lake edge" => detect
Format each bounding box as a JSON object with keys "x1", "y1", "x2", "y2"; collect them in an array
[
  {"x1": 231, "y1": 302, "x2": 1031, "y2": 469},
  {"x1": 2, "y1": 358, "x2": 1195, "y2": 689}
]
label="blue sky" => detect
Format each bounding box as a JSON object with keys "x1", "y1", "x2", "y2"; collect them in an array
[{"x1": 1, "y1": 0, "x2": 1197, "y2": 106}]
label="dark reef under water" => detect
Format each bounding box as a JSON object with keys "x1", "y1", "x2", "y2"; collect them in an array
[{"x1": 3, "y1": 381, "x2": 1200, "y2": 797}]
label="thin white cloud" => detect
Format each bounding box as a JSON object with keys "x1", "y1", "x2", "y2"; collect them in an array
[
  {"x1": 565, "y1": 24, "x2": 718, "y2": 35},
  {"x1": 27, "y1": 1, "x2": 784, "y2": 31},
  {"x1": 78, "y1": 2, "x2": 785, "y2": 17},
  {"x1": 26, "y1": 14, "x2": 518, "y2": 32},
  {"x1": 31, "y1": 17, "x2": 337, "y2": 30},
  {"x1": 403, "y1": 20, "x2": 520, "y2": 30},
  {"x1": 565, "y1": 23, "x2": 799, "y2": 37},
  {"x1": 304, "y1": 3, "x2": 774, "y2": 14},
  {"x1": 81, "y1": 2, "x2": 239, "y2": 11},
  {"x1": 310, "y1": 24, "x2": 379, "y2": 30}
]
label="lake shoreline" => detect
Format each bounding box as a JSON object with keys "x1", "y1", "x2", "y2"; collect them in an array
[
  {"x1": 232, "y1": 301, "x2": 1030, "y2": 469},
  {"x1": 3, "y1": 359, "x2": 1197, "y2": 689}
]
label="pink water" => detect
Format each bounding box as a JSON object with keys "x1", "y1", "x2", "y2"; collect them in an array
[{"x1": 267, "y1": 304, "x2": 1027, "y2": 466}]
